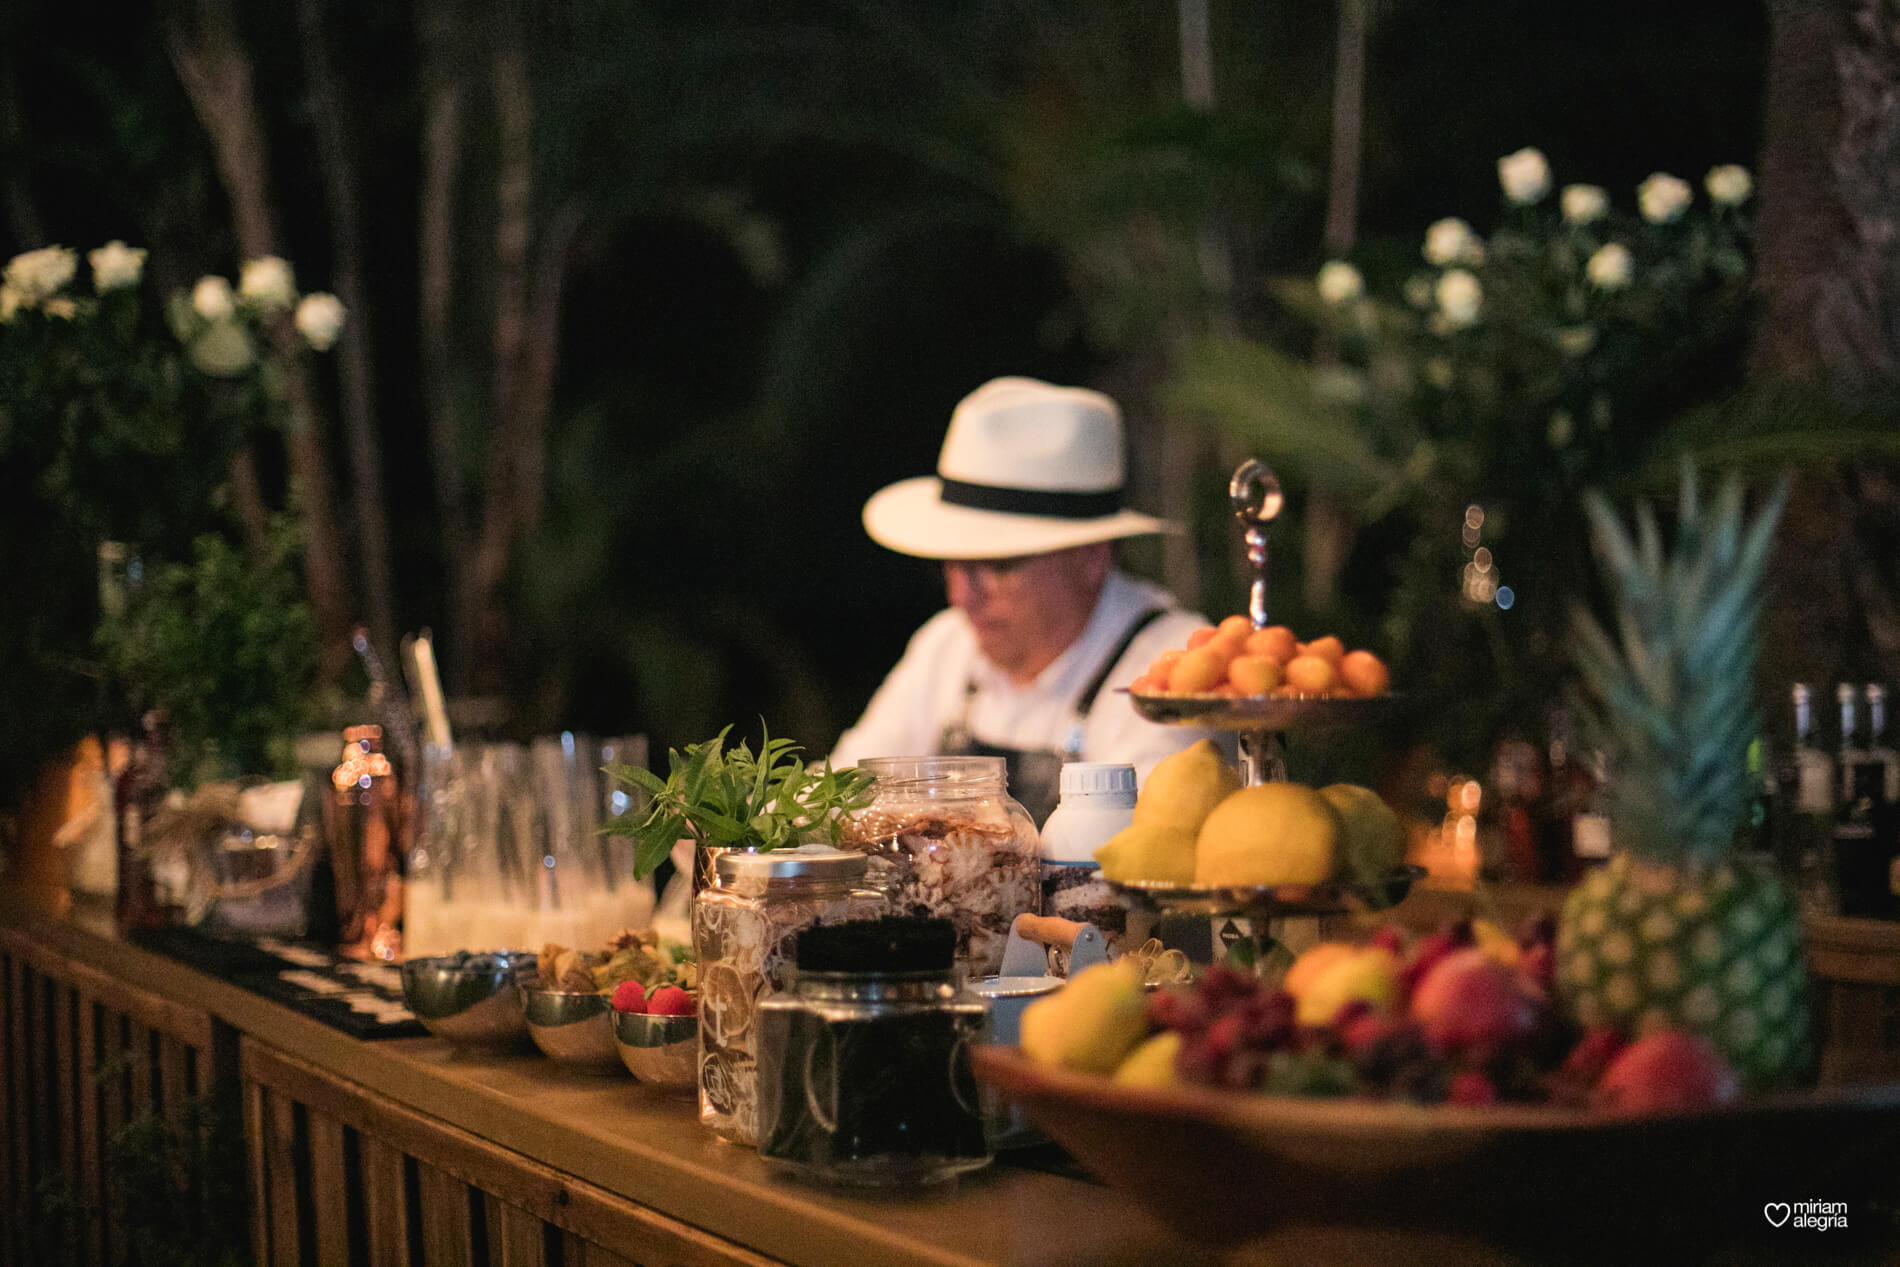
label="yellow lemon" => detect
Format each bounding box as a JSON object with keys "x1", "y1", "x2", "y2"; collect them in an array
[
  {"x1": 1471, "y1": 917, "x2": 1522, "y2": 968},
  {"x1": 1281, "y1": 941, "x2": 1358, "y2": 999},
  {"x1": 1020, "y1": 959, "x2": 1150, "y2": 1075},
  {"x1": 1292, "y1": 947, "x2": 1400, "y2": 1027},
  {"x1": 1134, "y1": 739, "x2": 1240, "y2": 835},
  {"x1": 1318, "y1": 784, "x2": 1408, "y2": 886},
  {"x1": 1094, "y1": 822, "x2": 1198, "y2": 885},
  {"x1": 1193, "y1": 783, "x2": 1340, "y2": 888},
  {"x1": 1111, "y1": 1031, "x2": 1183, "y2": 1088}
]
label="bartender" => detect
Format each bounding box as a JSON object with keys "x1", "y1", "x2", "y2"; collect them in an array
[{"x1": 831, "y1": 376, "x2": 1223, "y2": 823}]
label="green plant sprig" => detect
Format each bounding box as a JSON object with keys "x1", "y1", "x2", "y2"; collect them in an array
[{"x1": 602, "y1": 723, "x2": 876, "y2": 879}]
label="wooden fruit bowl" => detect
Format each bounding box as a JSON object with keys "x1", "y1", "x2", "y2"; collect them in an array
[{"x1": 974, "y1": 1045, "x2": 1900, "y2": 1254}]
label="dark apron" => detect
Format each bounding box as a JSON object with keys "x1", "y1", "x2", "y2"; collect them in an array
[{"x1": 940, "y1": 607, "x2": 1167, "y2": 825}]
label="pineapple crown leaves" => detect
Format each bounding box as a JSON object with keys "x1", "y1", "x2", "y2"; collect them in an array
[
  {"x1": 601, "y1": 722, "x2": 877, "y2": 880},
  {"x1": 1568, "y1": 461, "x2": 1789, "y2": 867}
]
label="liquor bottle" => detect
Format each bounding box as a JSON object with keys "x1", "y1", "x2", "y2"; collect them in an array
[
  {"x1": 1570, "y1": 748, "x2": 1612, "y2": 870},
  {"x1": 1866, "y1": 684, "x2": 1900, "y2": 806},
  {"x1": 1837, "y1": 683, "x2": 1868, "y2": 803},
  {"x1": 1737, "y1": 736, "x2": 1778, "y2": 857},
  {"x1": 1833, "y1": 746, "x2": 1900, "y2": 920},
  {"x1": 114, "y1": 711, "x2": 173, "y2": 931},
  {"x1": 1783, "y1": 684, "x2": 1837, "y2": 912},
  {"x1": 330, "y1": 725, "x2": 405, "y2": 959}
]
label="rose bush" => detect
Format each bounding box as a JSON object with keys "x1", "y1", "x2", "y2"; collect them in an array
[
  {"x1": 0, "y1": 241, "x2": 343, "y2": 789},
  {"x1": 1161, "y1": 151, "x2": 1773, "y2": 763}
]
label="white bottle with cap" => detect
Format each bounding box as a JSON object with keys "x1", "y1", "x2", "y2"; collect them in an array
[{"x1": 1039, "y1": 763, "x2": 1137, "y2": 957}]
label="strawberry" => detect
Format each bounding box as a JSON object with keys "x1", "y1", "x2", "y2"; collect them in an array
[
  {"x1": 609, "y1": 980, "x2": 647, "y2": 1013},
  {"x1": 645, "y1": 984, "x2": 696, "y2": 1017}
]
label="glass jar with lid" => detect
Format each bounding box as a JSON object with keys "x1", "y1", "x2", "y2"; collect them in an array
[
  {"x1": 692, "y1": 845, "x2": 884, "y2": 1145},
  {"x1": 840, "y1": 756, "x2": 1040, "y2": 982},
  {"x1": 757, "y1": 917, "x2": 991, "y2": 1185}
]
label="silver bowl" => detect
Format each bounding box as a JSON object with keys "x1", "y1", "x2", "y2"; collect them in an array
[
  {"x1": 399, "y1": 952, "x2": 536, "y2": 1048},
  {"x1": 612, "y1": 1009, "x2": 697, "y2": 1089},
  {"x1": 519, "y1": 985, "x2": 624, "y2": 1072}
]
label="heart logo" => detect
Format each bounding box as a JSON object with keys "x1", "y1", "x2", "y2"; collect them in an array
[{"x1": 1764, "y1": 1203, "x2": 1791, "y2": 1228}]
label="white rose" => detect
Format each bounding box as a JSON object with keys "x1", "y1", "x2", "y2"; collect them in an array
[
  {"x1": 1704, "y1": 164, "x2": 1752, "y2": 207},
  {"x1": 1315, "y1": 260, "x2": 1364, "y2": 306},
  {"x1": 1637, "y1": 172, "x2": 1693, "y2": 224},
  {"x1": 293, "y1": 292, "x2": 346, "y2": 351},
  {"x1": 43, "y1": 298, "x2": 77, "y2": 320},
  {"x1": 1423, "y1": 217, "x2": 1483, "y2": 267},
  {"x1": 1497, "y1": 147, "x2": 1551, "y2": 205},
  {"x1": 1561, "y1": 184, "x2": 1609, "y2": 225},
  {"x1": 193, "y1": 275, "x2": 236, "y2": 321},
  {"x1": 4, "y1": 245, "x2": 78, "y2": 304},
  {"x1": 0, "y1": 286, "x2": 22, "y2": 322},
  {"x1": 1435, "y1": 268, "x2": 1482, "y2": 328},
  {"x1": 1585, "y1": 242, "x2": 1634, "y2": 290},
  {"x1": 239, "y1": 256, "x2": 297, "y2": 311},
  {"x1": 87, "y1": 241, "x2": 147, "y2": 292}
]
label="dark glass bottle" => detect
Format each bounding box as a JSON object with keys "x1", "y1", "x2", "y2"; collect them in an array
[
  {"x1": 1787, "y1": 684, "x2": 1838, "y2": 912},
  {"x1": 1834, "y1": 755, "x2": 1900, "y2": 921},
  {"x1": 114, "y1": 711, "x2": 175, "y2": 931}
]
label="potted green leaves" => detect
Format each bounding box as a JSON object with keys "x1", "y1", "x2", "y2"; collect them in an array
[{"x1": 603, "y1": 725, "x2": 876, "y2": 888}]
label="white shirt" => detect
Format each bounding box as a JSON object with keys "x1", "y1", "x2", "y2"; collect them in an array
[{"x1": 831, "y1": 570, "x2": 1224, "y2": 784}]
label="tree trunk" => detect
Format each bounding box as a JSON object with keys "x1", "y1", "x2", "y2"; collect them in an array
[
  {"x1": 1303, "y1": 0, "x2": 1372, "y2": 617},
  {"x1": 296, "y1": 0, "x2": 399, "y2": 671},
  {"x1": 456, "y1": 14, "x2": 581, "y2": 696},
  {"x1": 165, "y1": 0, "x2": 354, "y2": 683},
  {"x1": 1751, "y1": 0, "x2": 1900, "y2": 692},
  {"x1": 417, "y1": 0, "x2": 473, "y2": 690}
]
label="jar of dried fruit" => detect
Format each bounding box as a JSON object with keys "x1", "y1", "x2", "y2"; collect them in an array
[
  {"x1": 841, "y1": 756, "x2": 1041, "y2": 982},
  {"x1": 692, "y1": 846, "x2": 884, "y2": 1146}
]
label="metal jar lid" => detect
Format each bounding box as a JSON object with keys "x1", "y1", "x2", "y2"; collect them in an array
[{"x1": 713, "y1": 844, "x2": 868, "y2": 883}]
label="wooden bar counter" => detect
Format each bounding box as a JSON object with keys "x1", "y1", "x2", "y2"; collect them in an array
[{"x1": 0, "y1": 890, "x2": 1285, "y2": 1267}]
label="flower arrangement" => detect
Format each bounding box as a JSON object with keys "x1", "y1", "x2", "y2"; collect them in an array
[{"x1": 0, "y1": 241, "x2": 344, "y2": 792}]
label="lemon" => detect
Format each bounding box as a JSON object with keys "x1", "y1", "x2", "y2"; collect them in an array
[
  {"x1": 1020, "y1": 959, "x2": 1150, "y2": 1074},
  {"x1": 1134, "y1": 739, "x2": 1240, "y2": 834},
  {"x1": 1193, "y1": 783, "x2": 1340, "y2": 887},
  {"x1": 1111, "y1": 1031, "x2": 1183, "y2": 1088},
  {"x1": 1318, "y1": 783, "x2": 1408, "y2": 886},
  {"x1": 1094, "y1": 822, "x2": 1198, "y2": 885}
]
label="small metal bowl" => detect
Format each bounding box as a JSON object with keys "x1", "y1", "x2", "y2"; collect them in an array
[
  {"x1": 612, "y1": 1010, "x2": 697, "y2": 1089},
  {"x1": 399, "y1": 952, "x2": 536, "y2": 1049},
  {"x1": 519, "y1": 985, "x2": 624, "y2": 1072}
]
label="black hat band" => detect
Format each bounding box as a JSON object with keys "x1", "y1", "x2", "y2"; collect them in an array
[{"x1": 938, "y1": 477, "x2": 1123, "y2": 520}]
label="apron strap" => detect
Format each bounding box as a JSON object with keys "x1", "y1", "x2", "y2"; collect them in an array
[{"x1": 1074, "y1": 606, "x2": 1168, "y2": 720}]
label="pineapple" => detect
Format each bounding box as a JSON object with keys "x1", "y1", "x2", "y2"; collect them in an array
[{"x1": 1556, "y1": 465, "x2": 1811, "y2": 1091}]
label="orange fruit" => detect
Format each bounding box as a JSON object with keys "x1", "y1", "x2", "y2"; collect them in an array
[
  {"x1": 1128, "y1": 673, "x2": 1163, "y2": 694},
  {"x1": 1227, "y1": 654, "x2": 1284, "y2": 696},
  {"x1": 1246, "y1": 626, "x2": 1298, "y2": 662},
  {"x1": 1217, "y1": 614, "x2": 1255, "y2": 640},
  {"x1": 1297, "y1": 635, "x2": 1345, "y2": 663},
  {"x1": 1149, "y1": 648, "x2": 1185, "y2": 679},
  {"x1": 1186, "y1": 626, "x2": 1220, "y2": 650},
  {"x1": 1283, "y1": 654, "x2": 1337, "y2": 694},
  {"x1": 1168, "y1": 645, "x2": 1228, "y2": 693},
  {"x1": 1339, "y1": 650, "x2": 1390, "y2": 697}
]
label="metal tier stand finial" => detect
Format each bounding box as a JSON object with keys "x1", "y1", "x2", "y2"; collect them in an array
[{"x1": 1229, "y1": 460, "x2": 1287, "y2": 788}]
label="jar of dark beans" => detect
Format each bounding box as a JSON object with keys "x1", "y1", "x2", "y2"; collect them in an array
[{"x1": 756, "y1": 916, "x2": 991, "y2": 1185}]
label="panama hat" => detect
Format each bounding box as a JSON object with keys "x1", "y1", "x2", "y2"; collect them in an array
[{"x1": 862, "y1": 377, "x2": 1174, "y2": 561}]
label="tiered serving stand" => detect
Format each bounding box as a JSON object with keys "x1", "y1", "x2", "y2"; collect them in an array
[{"x1": 1102, "y1": 459, "x2": 1421, "y2": 954}]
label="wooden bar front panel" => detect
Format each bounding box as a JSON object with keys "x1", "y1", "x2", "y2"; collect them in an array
[
  {"x1": 241, "y1": 1038, "x2": 780, "y2": 1267},
  {"x1": 0, "y1": 925, "x2": 223, "y2": 1267}
]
